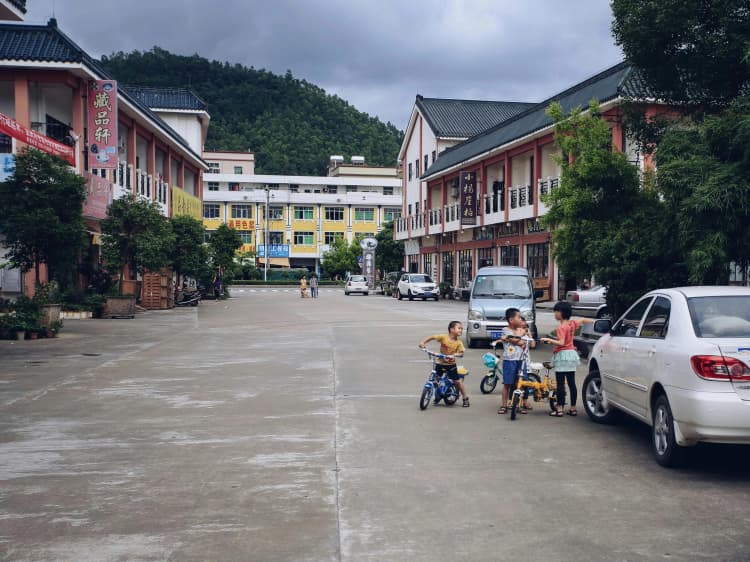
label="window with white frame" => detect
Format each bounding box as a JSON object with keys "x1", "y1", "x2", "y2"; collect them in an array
[
  {"x1": 269, "y1": 231, "x2": 284, "y2": 244},
  {"x1": 231, "y1": 204, "x2": 252, "y2": 218},
  {"x1": 384, "y1": 207, "x2": 401, "y2": 222},
  {"x1": 207, "y1": 181, "x2": 219, "y2": 191},
  {"x1": 238, "y1": 231, "x2": 252, "y2": 244},
  {"x1": 268, "y1": 206, "x2": 284, "y2": 220},
  {"x1": 383, "y1": 186, "x2": 393, "y2": 195},
  {"x1": 326, "y1": 185, "x2": 338, "y2": 194},
  {"x1": 294, "y1": 231, "x2": 314, "y2": 245},
  {"x1": 203, "y1": 203, "x2": 220, "y2": 218},
  {"x1": 294, "y1": 206, "x2": 314, "y2": 220},
  {"x1": 324, "y1": 231, "x2": 344, "y2": 244},
  {"x1": 408, "y1": 163, "x2": 413, "y2": 181},
  {"x1": 354, "y1": 207, "x2": 374, "y2": 221},
  {"x1": 207, "y1": 162, "x2": 220, "y2": 174},
  {"x1": 325, "y1": 206, "x2": 344, "y2": 221},
  {"x1": 233, "y1": 166, "x2": 243, "y2": 174},
  {"x1": 346, "y1": 186, "x2": 357, "y2": 193}
]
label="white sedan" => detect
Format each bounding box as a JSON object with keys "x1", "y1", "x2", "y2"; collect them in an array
[
  {"x1": 566, "y1": 285, "x2": 609, "y2": 318},
  {"x1": 582, "y1": 286, "x2": 750, "y2": 467}
]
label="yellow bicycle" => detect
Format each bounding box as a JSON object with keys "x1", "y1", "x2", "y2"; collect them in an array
[{"x1": 509, "y1": 361, "x2": 558, "y2": 420}]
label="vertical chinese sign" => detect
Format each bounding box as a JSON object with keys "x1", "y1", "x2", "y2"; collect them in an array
[
  {"x1": 87, "y1": 80, "x2": 118, "y2": 169},
  {"x1": 459, "y1": 170, "x2": 477, "y2": 226}
]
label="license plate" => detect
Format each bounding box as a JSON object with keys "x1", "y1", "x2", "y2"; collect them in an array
[
  {"x1": 423, "y1": 292, "x2": 433, "y2": 297},
  {"x1": 490, "y1": 331, "x2": 503, "y2": 339}
]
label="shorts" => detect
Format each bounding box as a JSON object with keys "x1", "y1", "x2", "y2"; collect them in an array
[
  {"x1": 502, "y1": 360, "x2": 523, "y2": 385},
  {"x1": 436, "y1": 363, "x2": 463, "y2": 380}
]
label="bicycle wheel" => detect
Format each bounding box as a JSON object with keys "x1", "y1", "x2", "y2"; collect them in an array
[
  {"x1": 480, "y1": 374, "x2": 498, "y2": 394},
  {"x1": 443, "y1": 385, "x2": 459, "y2": 406},
  {"x1": 419, "y1": 387, "x2": 432, "y2": 410},
  {"x1": 549, "y1": 390, "x2": 557, "y2": 412},
  {"x1": 510, "y1": 393, "x2": 521, "y2": 420}
]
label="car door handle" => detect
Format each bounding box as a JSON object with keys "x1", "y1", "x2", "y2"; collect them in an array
[{"x1": 648, "y1": 347, "x2": 656, "y2": 357}]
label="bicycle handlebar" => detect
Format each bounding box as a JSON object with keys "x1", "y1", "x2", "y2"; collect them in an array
[{"x1": 417, "y1": 348, "x2": 453, "y2": 360}]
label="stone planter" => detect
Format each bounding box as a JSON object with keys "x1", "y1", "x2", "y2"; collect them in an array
[
  {"x1": 41, "y1": 304, "x2": 62, "y2": 327},
  {"x1": 104, "y1": 295, "x2": 136, "y2": 319}
]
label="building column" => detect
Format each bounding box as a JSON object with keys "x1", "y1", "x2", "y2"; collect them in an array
[
  {"x1": 71, "y1": 79, "x2": 85, "y2": 173},
  {"x1": 147, "y1": 134, "x2": 156, "y2": 200},
  {"x1": 533, "y1": 140, "x2": 542, "y2": 217},
  {"x1": 504, "y1": 154, "x2": 512, "y2": 223}
]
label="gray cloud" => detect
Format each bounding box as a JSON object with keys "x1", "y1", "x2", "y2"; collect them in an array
[{"x1": 27, "y1": 0, "x2": 622, "y2": 128}]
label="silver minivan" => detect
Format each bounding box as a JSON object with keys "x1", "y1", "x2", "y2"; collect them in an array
[{"x1": 466, "y1": 266, "x2": 540, "y2": 347}]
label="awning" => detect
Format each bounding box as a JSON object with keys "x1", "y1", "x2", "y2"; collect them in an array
[{"x1": 257, "y1": 257, "x2": 291, "y2": 267}]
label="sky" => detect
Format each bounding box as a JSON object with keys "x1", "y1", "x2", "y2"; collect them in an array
[{"x1": 25, "y1": 0, "x2": 623, "y2": 129}]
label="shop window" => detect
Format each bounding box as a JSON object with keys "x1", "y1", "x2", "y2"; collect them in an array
[
  {"x1": 442, "y1": 252, "x2": 454, "y2": 285},
  {"x1": 458, "y1": 249, "x2": 473, "y2": 288},
  {"x1": 500, "y1": 245, "x2": 519, "y2": 266},
  {"x1": 526, "y1": 242, "x2": 549, "y2": 278}
]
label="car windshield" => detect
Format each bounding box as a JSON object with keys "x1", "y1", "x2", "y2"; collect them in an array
[
  {"x1": 471, "y1": 275, "x2": 531, "y2": 298},
  {"x1": 688, "y1": 296, "x2": 750, "y2": 338},
  {"x1": 350, "y1": 276, "x2": 366, "y2": 282},
  {"x1": 409, "y1": 275, "x2": 433, "y2": 283}
]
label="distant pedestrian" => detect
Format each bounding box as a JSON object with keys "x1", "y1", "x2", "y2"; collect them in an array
[
  {"x1": 300, "y1": 276, "x2": 308, "y2": 298},
  {"x1": 310, "y1": 274, "x2": 319, "y2": 298}
]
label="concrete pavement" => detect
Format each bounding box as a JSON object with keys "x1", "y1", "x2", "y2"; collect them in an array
[{"x1": 1, "y1": 291, "x2": 748, "y2": 561}]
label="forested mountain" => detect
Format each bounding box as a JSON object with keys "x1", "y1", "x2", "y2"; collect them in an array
[{"x1": 101, "y1": 48, "x2": 403, "y2": 175}]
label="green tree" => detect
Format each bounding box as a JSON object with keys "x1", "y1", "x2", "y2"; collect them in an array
[
  {"x1": 321, "y1": 237, "x2": 359, "y2": 279},
  {"x1": 0, "y1": 149, "x2": 86, "y2": 288},
  {"x1": 543, "y1": 101, "x2": 685, "y2": 317},
  {"x1": 170, "y1": 215, "x2": 209, "y2": 284},
  {"x1": 209, "y1": 224, "x2": 242, "y2": 273},
  {"x1": 375, "y1": 222, "x2": 404, "y2": 274},
  {"x1": 612, "y1": 0, "x2": 750, "y2": 108},
  {"x1": 101, "y1": 195, "x2": 175, "y2": 288}
]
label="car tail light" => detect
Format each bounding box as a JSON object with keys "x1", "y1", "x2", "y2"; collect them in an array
[
  {"x1": 570, "y1": 292, "x2": 580, "y2": 302},
  {"x1": 691, "y1": 355, "x2": 750, "y2": 381}
]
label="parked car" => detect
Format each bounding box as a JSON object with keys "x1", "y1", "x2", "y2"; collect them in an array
[
  {"x1": 566, "y1": 285, "x2": 610, "y2": 318},
  {"x1": 344, "y1": 275, "x2": 369, "y2": 296},
  {"x1": 465, "y1": 266, "x2": 541, "y2": 348},
  {"x1": 582, "y1": 286, "x2": 750, "y2": 467},
  {"x1": 397, "y1": 274, "x2": 438, "y2": 301}
]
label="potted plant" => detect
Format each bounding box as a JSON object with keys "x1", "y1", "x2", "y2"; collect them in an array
[{"x1": 48, "y1": 319, "x2": 63, "y2": 338}]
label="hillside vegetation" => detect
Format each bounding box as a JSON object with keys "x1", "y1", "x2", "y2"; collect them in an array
[{"x1": 101, "y1": 48, "x2": 403, "y2": 175}]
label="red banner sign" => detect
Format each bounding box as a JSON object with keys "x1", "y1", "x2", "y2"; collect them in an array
[
  {"x1": 83, "y1": 172, "x2": 113, "y2": 219},
  {"x1": 87, "y1": 80, "x2": 118, "y2": 169},
  {"x1": 0, "y1": 111, "x2": 76, "y2": 165}
]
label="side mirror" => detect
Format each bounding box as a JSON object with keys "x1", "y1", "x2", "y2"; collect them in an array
[
  {"x1": 593, "y1": 319, "x2": 612, "y2": 334},
  {"x1": 534, "y1": 290, "x2": 544, "y2": 299}
]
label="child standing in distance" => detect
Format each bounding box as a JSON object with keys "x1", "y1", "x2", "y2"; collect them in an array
[
  {"x1": 300, "y1": 276, "x2": 308, "y2": 298},
  {"x1": 419, "y1": 321, "x2": 470, "y2": 407},
  {"x1": 541, "y1": 301, "x2": 594, "y2": 417},
  {"x1": 310, "y1": 274, "x2": 319, "y2": 298},
  {"x1": 491, "y1": 308, "x2": 525, "y2": 415}
]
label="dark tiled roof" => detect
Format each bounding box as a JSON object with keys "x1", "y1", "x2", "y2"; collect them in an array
[
  {"x1": 0, "y1": 20, "x2": 205, "y2": 165},
  {"x1": 416, "y1": 96, "x2": 534, "y2": 138},
  {"x1": 124, "y1": 86, "x2": 208, "y2": 112},
  {"x1": 8, "y1": 0, "x2": 26, "y2": 14},
  {"x1": 422, "y1": 62, "x2": 643, "y2": 179}
]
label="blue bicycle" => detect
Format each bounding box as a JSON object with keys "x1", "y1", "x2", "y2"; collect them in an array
[{"x1": 418, "y1": 349, "x2": 465, "y2": 410}]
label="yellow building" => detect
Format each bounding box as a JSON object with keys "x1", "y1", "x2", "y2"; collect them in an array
[{"x1": 202, "y1": 154, "x2": 402, "y2": 271}]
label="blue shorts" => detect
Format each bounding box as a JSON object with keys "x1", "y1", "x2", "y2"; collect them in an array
[
  {"x1": 436, "y1": 363, "x2": 463, "y2": 380},
  {"x1": 502, "y1": 360, "x2": 523, "y2": 385}
]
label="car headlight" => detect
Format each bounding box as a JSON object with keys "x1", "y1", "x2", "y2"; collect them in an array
[
  {"x1": 468, "y1": 309, "x2": 484, "y2": 321},
  {"x1": 521, "y1": 309, "x2": 535, "y2": 322}
]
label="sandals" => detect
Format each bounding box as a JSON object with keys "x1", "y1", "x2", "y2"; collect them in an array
[
  {"x1": 519, "y1": 407, "x2": 528, "y2": 414},
  {"x1": 566, "y1": 409, "x2": 578, "y2": 416},
  {"x1": 462, "y1": 397, "x2": 470, "y2": 408},
  {"x1": 549, "y1": 410, "x2": 564, "y2": 417},
  {"x1": 497, "y1": 407, "x2": 507, "y2": 414}
]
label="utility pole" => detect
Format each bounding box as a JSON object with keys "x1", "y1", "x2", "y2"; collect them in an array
[{"x1": 264, "y1": 186, "x2": 269, "y2": 282}]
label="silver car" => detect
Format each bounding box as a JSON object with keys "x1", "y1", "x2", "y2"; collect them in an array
[
  {"x1": 566, "y1": 285, "x2": 609, "y2": 318},
  {"x1": 583, "y1": 286, "x2": 750, "y2": 467}
]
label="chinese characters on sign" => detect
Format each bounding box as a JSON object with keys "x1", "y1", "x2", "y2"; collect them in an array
[
  {"x1": 82, "y1": 172, "x2": 113, "y2": 219},
  {"x1": 0, "y1": 111, "x2": 75, "y2": 165},
  {"x1": 227, "y1": 219, "x2": 255, "y2": 230},
  {"x1": 459, "y1": 171, "x2": 477, "y2": 226},
  {"x1": 257, "y1": 244, "x2": 290, "y2": 258},
  {"x1": 360, "y1": 237, "x2": 378, "y2": 289},
  {"x1": 87, "y1": 80, "x2": 118, "y2": 169},
  {"x1": 170, "y1": 186, "x2": 202, "y2": 219}
]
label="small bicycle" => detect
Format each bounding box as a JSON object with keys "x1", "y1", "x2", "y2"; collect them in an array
[
  {"x1": 479, "y1": 343, "x2": 503, "y2": 394},
  {"x1": 509, "y1": 360, "x2": 558, "y2": 420},
  {"x1": 418, "y1": 348, "x2": 467, "y2": 410}
]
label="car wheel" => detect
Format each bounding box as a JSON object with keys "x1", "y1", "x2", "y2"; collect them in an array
[
  {"x1": 466, "y1": 336, "x2": 477, "y2": 349},
  {"x1": 364, "y1": 292, "x2": 368, "y2": 296},
  {"x1": 422, "y1": 296, "x2": 427, "y2": 301},
  {"x1": 345, "y1": 291, "x2": 349, "y2": 296},
  {"x1": 582, "y1": 368, "x2": 619, "y2": 424},
  {"x1": 408, "y1": 290, "x2": 414, "y2": 301},
  {"x1": 434, "y1": 295, "x2": 439, "y2": 301},
  {"x1": 398, "y1": 290, "x2": 403, "y2": 300},
  {"x1": 597, "y1": 307, "x2": 612, "y2": 320},
  {"x1": 652, "y1": 394, "x2": 687, "y2": 468}
]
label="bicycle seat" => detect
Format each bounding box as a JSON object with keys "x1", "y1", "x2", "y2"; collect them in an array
[{"x1": 543, "y1": 361, "x2": 554, "y2": 370}]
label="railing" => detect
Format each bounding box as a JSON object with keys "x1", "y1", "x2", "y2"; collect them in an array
[
  {"x1": 538, "y1": 176, "x2": 559, "y2": 196},
  {"x1": 429, "y1": 208, "x2": 442, "y2": 226}
]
